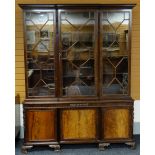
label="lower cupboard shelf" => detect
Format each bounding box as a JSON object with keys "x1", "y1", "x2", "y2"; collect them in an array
[{"x1": 21, "y1": 101, "x2": 136, "y2": 153}]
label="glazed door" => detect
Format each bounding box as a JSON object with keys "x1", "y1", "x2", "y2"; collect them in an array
[
  {"x1": 100, "y1": 10, "x2": 131, "y2": 96},
  {"x1": 24, "y1": 10, "x2": 57, "y2": 97},
  {"x1": 59, "y1": 10, "x2": 98, "y2": 97}
]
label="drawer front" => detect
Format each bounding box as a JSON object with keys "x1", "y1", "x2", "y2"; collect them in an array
[
  {"x1": 102, "y1": 108, "x2": 132, "y2": 140},
  {"x1": 25, "y1": 109, "x2": 57, "y2": 142},
  {"x1": 60, "y1": 108, "x2": 98, "y2": 141}
]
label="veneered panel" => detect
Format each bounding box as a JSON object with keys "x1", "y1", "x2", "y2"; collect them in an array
[
  {"x1": 25, "y1": 110, "x2": 56, "y2": 141},
  {"x1": 103, "y1": 108, "x2": 130, "y2": 139},
  {"x1": 61, "y1": 109, "x2": 97, "y2": 140}
]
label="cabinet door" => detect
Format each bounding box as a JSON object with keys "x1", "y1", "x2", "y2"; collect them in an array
[
  {"x1": 100, "y1": 11, "x2": 131, "y2": 95},
  {"x1": 60, "y1": 108, "x2": 98, "y2": 141},
  {"x1": 59, "y1": 10, "x2": 98, "y2": 97},
  {"x1": 24, "y1": 10, "x2": 56, "y2": 97},
  {"x1": 102, "y1": 108, "x2": 132, "y2": 140},
  {"x1": 25, "y1": 109, "x2": 57, "y2": 142}
]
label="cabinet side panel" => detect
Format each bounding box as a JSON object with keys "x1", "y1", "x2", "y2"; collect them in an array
[
  {"x1": 103, "y1": 108, "x2": 130, "y2": 139},
  {"x1": 61, "y1": 109, "x2": 97, "y2": 140},
  {"x1": 25, "y1": 110, "x2": 56, "y2": 141}
]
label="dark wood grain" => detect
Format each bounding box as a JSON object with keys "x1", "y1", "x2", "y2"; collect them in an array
[{"x1": 25, "y1": 110, "x2": 56, "y2": 141}]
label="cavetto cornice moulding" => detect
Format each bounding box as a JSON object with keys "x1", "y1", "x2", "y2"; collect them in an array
[{"x1": 19, "y1": 4, "x2": 136, "y2": 9}]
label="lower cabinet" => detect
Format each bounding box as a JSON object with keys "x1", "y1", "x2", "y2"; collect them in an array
[{"x1": 22, "y1": 102, "x2": 135, "y2": 153}]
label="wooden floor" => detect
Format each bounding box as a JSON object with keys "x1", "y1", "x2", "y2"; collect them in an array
[{"x1": 15, "y1": 135, "x2": 140, "y2": 155}]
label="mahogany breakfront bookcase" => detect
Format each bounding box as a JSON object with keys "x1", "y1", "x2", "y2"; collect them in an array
[{"x1": 19, "y1": 4, "x2": 136, "y2": 153}]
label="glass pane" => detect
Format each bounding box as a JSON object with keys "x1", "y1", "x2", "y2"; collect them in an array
[
  {"x1": 25, "y1": 11, "x2": 55, "y2": 96},
  {"x1": 102, "y1": 11, "x2": 129, "y2": 95},
  {"x1": 60, "y1": 11, "x2": 96, "y2": 96}
]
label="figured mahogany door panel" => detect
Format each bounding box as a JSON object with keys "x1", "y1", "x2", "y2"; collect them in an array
[
  {"x1": 102, "y1": 108, "x2": 131, "y2": 139},
  {"x1": 25, "y1": 110, "x2": 56, "y2": 141},
  {"x1": 60, "y1": 109, "x2": 97, "y2": 140}
]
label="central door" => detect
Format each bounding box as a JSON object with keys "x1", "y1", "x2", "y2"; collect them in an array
[
  {"x1": 60, "y1": 108, "x2": 98, "y2": 142},
  {"x1": 58, "y1": 10, "x2": 98, "y2": 97}
]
